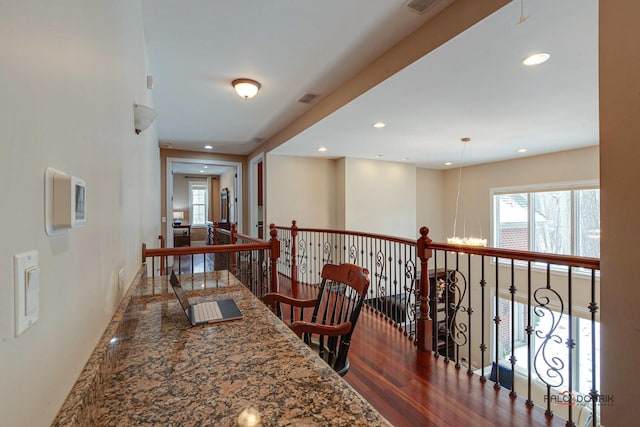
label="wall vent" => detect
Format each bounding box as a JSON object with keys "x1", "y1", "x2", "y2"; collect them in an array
[
  {"x1": 297, "y1": 93, "x2": 319, "y2": 104},
  {"x1": 405, "y1": 0, "x2": 438, "y2": 15}
]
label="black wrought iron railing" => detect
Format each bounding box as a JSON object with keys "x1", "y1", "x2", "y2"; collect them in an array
[
  {"x1": 276, "y1": 222, "x2": 600, "y2": 426},
  {"x1": 275, "y1": 221, "x2": 419, "y2": 339}
]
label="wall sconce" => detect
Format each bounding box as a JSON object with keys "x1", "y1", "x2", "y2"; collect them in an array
[
  {"x1": 133, "y1": 104, "x2": 157, "y2": 134},
  {"x1": 232, "y1": 78, "x2": 261, "y2": 99},
  {"x1": 172, "y1": 211, "x2": 184, "y2": 226}
]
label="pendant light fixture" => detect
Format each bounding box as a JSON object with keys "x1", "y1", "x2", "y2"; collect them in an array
[{"x1": 447, "y1": 137, "x2": 487, "y2": 247}]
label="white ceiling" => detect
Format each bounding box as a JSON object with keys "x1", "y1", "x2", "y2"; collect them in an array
[{"x1": 142, "y1": 0, "x2": 599, "y2": 169}]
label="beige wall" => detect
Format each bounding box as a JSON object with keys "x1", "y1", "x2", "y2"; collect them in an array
[
  {"x1": 0, "y1": 1, "x2": 160, "y2": 425},
  {"x1": 416, "y1": 168, "x2": 446, "y2": 242},
  {"x1": 599, "y1": 1, "x2": 640, "y2": 425},
  {"x1": 344, "y1": 158, "x2": 417, "y2": 239},
  {"x1": 266, "y1": 154, "x2": 338, "y2": 228},
  {"x1": 172, "y1": 174, "x2": 192, "y2": 223},
  {"x1": 441, "y1": 146, "x2": 599, "y2": 246}
]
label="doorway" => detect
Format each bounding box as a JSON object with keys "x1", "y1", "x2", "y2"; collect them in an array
[{"x1": 166, "y1": 157, "x2": 243, "y2": 247}]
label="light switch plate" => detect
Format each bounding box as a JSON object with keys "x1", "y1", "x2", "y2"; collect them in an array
[{"x1": 14, "y1": 250, "x2": 39, "y2": 336}]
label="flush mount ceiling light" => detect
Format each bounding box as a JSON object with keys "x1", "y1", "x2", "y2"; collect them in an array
[
  {"x1": 518, "y1": 148, "x2": 528, "y2": 153},
  {"x1": 232, "y1": 78, "x2": 261, "y2": 99},
  {"x1": 522, "y1": 53, "x2": 550, "y2": 66},
  {"x1": 317, "y1": 147, "x2": 327, "y2": 152},
  {"x1": 373, "y1": 122, "x2": 386, "y2": 128}
]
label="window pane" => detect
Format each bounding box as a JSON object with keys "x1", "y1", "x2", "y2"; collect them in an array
[
  {"x1": 193, "y1": 189, "x2": 205, "y2": 204},
  {"x1": 193, "y1": 205, "x2": 205, "y2": 224},
  {"x1": 576, "y1": 189, "x2": 600, "y2": 258},
  {"x1": 532, "y1": 191, "x2": 571, "y2": 255},
  {"x1": 495, "y1": 193, "x2": 529, "y2": 250}
]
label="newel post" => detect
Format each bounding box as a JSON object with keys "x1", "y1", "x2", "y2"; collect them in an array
[
  {"x1": 416, "y1": 226, "x2": 433, "y2": 352},
  {"x1": 269, "y1": 224, "x2": 280, "y2": 293},
  {"x1": 291, "y1": 220, "x2": 298, "y2": 289}
]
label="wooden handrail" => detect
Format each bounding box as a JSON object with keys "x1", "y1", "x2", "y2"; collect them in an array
[
  {"x1": 276, "y1": 223, "x2": 600, "y2": 270},
  {"x1": 143, "y1": 223, "x2": 281, "y2": 293},
  {"x1": 143, "y1": 242, "x2": 270, "y2": 259},
  {"x1": 274, "y1": 225, "x2": 415, "y2": 246},
  {"x1": 426, "y1": 242, "x2": 600, "y2": 270}
]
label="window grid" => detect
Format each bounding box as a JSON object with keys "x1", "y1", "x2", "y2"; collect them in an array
[{"x1": 493, "y1": 187, "x2": 599, "y2": 258}]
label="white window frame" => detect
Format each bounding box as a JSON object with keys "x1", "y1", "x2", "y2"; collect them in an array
[
  {"x1": 189, "y1": 181, "x2": 208, "y2": 226},
  {"x1": 491, "y1": 181, "x2": 600, "y2": 258}
]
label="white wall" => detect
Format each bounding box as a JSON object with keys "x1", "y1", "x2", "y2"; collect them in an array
[
  {"x1": 416, "y1": 168, "x2": 446, "y2": 242},
  {"x1": 266, "y1": 154, "x2": 338, "y2": 228},
  {"x1": 0, "y1": 1, "x2": 160, "y2": 425},
  {"x1": 344, "y1": 158, "x2": 417, "y2": 239}
]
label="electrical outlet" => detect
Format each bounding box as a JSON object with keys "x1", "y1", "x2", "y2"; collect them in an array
[{"x1": 118, "y1": 268, "x2": 125, "y2": 291}]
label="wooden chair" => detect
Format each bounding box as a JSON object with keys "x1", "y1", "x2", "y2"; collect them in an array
[{"x1": 263, "y1": 263, "x2": 370, "y2": 376}]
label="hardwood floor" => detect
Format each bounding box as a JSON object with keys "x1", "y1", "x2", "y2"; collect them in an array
[
  {"x1": 168, "y1": 258, "x2": 565, "y2": 426},
  {"x1": 277, "y1": 276, "x2": 565, "y2": 427}
]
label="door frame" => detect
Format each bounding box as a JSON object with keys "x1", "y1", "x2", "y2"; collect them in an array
[
  {"x1": 248, "y1": 152, "x2": 265, "y2": 239},
  {"x1": 166, "y1": 156, "x2": 243, "y2": 247}
]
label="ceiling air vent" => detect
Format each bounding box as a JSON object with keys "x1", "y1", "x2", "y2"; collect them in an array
[
  {"x1": 405, "y1": 0, "x2": 438, "y2": 15},
  {"x1": 253, "y1": 137, "x2": 265, "y2": 144},
  {"x1": 297, "y1": 93, "x2": 319, "y2": 104}
]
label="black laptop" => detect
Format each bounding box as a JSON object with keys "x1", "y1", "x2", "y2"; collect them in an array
[{"x1": 169, "y1": 270, "x2": 243, "y2": 325}]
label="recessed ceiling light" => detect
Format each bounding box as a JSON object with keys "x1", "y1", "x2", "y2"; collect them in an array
[
  {"x1": 445, "y1": 162, "x2": 453, "y2": 166},
  {"x1": 375, "y1": 154, "x2": 383, "y2": 158},
  {"x1": 204, "y1": 145, "x2": 213, "y2": 150},
  {"x1": 522, "y1": 53, "x2": 550, "y2": 66},
  {"x1": 518, "y1": 148, "x2": 528, "y2": 153},
  {"x1": 373, "y1": 122, "x2": 386, "y2": 128},
  {"x1": 203, "y1": 165, "x2": 208, "y2": 168},
  {"x1": 402, "y1": 157, "x2": 409, "y2": 161},
  {"x1": 317, "y1": 147, "x2": 327, "y2": 152},
  {"x1": 200, "y1": 170, "x2": 204, "y2": 173}
]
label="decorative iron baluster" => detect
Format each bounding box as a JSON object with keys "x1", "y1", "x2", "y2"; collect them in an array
[
  {"x1": 526, "y1": 262, "x2": 534, "y2": 407},
  {"x1": 589, "y1": 269, "x2": 599, "y2": 427},
  {"x1": 446, "y1": 266, "x2": 469, "y2": 369},
  {"x1": 404, "y1": 257, "x2": 417, "y2": 338},
  {"x1": 566, "y1": 267, "x2": 575, "y2": 427},
  {"x1": 509, "y1": 259, "x2": 517, "y2": 398},
  {"x1": 534, "y1": 265, "x2": 565, "y2": 418},
  {"x1": 494, "y1": 256, "x2": 501, "y2": 390},
  {"x1": 480, "y1": 255, "x2": 487, "y2": 382},
  {"x1": 466, "y1": 253, "x2": 473, "y2": 375}
]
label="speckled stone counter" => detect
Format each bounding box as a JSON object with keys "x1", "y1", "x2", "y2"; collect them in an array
[{"x1": 53, "y1": 269, "x2": 391, "y2": 426}]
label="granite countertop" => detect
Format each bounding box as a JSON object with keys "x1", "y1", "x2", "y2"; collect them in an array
[{"x1": 53, "y1": 270, "x2": 391, "y2": 426}]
